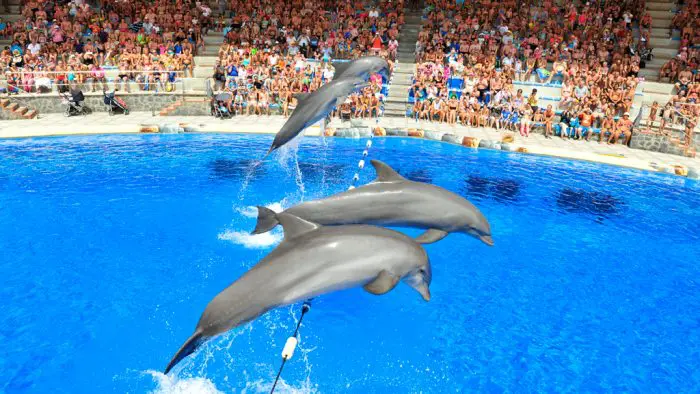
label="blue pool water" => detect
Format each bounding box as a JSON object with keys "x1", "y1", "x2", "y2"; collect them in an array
[{"x1": 1, "y1": 134, "x2": 699, "y2": 393}]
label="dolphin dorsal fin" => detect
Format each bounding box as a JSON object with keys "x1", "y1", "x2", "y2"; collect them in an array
[
  {"x1": 293, "y1": 93, "x2": 310, "y2": 103},
  {"x1": 371, "y1": 160, "x2": 405, "y2": 183},
  {"x1": 331, "y1": 61, "x2": 351, "y2": 80},
  {"x1": 276, "y1": 213, "x2": 321, "y2": 240}
]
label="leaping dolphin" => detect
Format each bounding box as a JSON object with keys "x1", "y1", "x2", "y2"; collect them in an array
[
  {"x1": 332, "y1": 56, "x2": 390, "y2": 81},
  {"x1": 267, "y1": 77, "x2": 368, "y2": 154},
  {"x1": 164, "y1": 213, "x2": 431, "y2": 374},
  {"x1": 252, "y1": 160, "x2": 493, "y2": 246}
]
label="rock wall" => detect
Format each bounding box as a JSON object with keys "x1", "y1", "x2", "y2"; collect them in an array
[
  {"x1": 630, "y1": 130, "x2": 699, "y2": 157},
  {"x1": 163, "y1": 99, "x2": 211, "y2": 116},
  {"x1": 11, "y1": 92, "x2": 184, "y2": 114}
]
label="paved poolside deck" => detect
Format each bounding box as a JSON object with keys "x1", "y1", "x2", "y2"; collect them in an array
[{"x1": 0, "y1": 113, "x2": 698, "y2": 178}]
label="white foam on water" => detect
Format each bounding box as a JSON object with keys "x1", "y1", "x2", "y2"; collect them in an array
[
  {"x1": 241, "y1": 377, "x2": 317, "y2": 394},
  {"x1": 236, "y1": 201, "x2": 286, "y2": 218},
  {"x1": 217, "y1": 229, "x2": 283, "y2": 249},
  {"x1": 146, "y1": 371, "x2": 224, "y2": 394}
]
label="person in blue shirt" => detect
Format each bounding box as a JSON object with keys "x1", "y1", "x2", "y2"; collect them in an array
[
  {"x1": 226, "y1": 64, "x2": 238, "y2": 87},
  {"x1": 509, "y1": 110, "x2": 520, "y2": 131},
  {"x1": 10, "y1": 41, "x2": 22, "y2": 55},
  {"x1": 500, "y1": 107, "x2": 511, "y2": 130}
]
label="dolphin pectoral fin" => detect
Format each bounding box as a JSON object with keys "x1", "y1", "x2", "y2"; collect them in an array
[
  {"x1": 353, "y1": 81, "x2": 370, "y2": 91},
  {"x1": 331, "y1": 62, "x2": 351, "y2": 79},
  {"x1": 164, "y1": 330, "x2": 206, "y2": 374},
  {"x1": 276, "y1": 212, "x2": 321, "y2": 240},
  {"x1": 370, "y1": 160, "x2": 405, "y2": 183},
  {"x1": 251, "y1": 206, "x2": 280, "y2": 234},
  {"x1": 415, "y1": 229, "x2": 449, "y2": 244},
  {"x1": 293, "y1": 93, "x2": 311, "y2": 103},
  {"x1": 363, "y1": 270, "x2": 400, "y2": 295}
]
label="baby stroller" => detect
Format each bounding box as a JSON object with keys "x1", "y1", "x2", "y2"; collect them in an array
[
  {"x1": 211, "y1": 92, "x2": 233, "y2": 118},
  {"x1": 103, "y1": 90, "x2": 130, "y2": 115},
  {"x1": 61, "y1": 88, "x2": 89, "y2": 117}
]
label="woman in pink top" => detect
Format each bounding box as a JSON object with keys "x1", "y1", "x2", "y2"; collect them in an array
[
  {"x1": 51, "y1": 26, "x2": 63, "y2": 44},
  {"x1": 370, "y1": 33, "x2": 382, "y2": 55}
]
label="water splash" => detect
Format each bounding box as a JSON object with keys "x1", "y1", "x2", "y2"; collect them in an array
[
  {"x1": 237, "y1": 159, "x2": 265, "y2": 201},
  {"x1": 146, "y1": 371, "x2": 224, "y2": 394},
  {"x1": 217, "y1": 229, "x2": 283, "y2": 249},
  {"x1": 241, "y1": 377, "x2": 317, "y2": 394},
  {"x1": 237, "y1": 201, "x2": 286, "y2": 218},
  {"x1": 276, "y1": 138, "x2": 306, "y2": 202}
]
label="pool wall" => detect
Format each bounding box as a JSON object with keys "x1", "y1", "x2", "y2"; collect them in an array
[{"x1": 327, "y1": 126, "x2": 699, "y2": 179}]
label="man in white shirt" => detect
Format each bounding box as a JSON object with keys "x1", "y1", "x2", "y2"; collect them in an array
[
  {"x1": 622, "y1": 11, "x2": 632, "y2": 29},
  {"x1": 27, "y1": 41, "x2": 41, "y2": 55}
]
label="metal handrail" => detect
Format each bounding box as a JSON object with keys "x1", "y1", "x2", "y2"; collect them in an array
[{"x1": 0, "y1": 69, "x2": 187, "y2": 76}]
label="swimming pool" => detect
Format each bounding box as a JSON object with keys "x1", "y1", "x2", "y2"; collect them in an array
[{"x1": 1, "y1": 134, "x2": 699, "y2": 393}]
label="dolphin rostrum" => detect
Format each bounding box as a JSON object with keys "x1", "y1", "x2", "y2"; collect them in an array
[
  {"x1": 267, "y1": 77, "x2": 367, "y2": 154},
  {"x1": 164, "y1": 213, "x2": 431, "y2": 374},
  {"x1": 332, "y1": 56, "x2": 390, "y2": 81},
  {"x1": 252, "y1": 160, "x2": 493, "y2": 246}
]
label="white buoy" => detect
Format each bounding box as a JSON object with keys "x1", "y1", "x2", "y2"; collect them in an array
[
  {"x1": 366, "y1": 140, "x2": 372, "y2": 148},
  {"x1": 348, "y1": 185, "x2": 356, "y2": 190},
  {"x1": 352, "y1": 173, "x2": 360, "y2": 182},
  {"x1": 358, "y1": 160, "x2": 365, "y2": 169},
  {"x1": 282, "y1": 337, "x2": 298, "y2": 360},
  {"x1": 362, "y1": 149, "x2": 369, "y2": 157}
]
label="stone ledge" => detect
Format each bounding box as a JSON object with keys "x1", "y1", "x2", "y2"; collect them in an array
[{"x1": 333, "y1": 126, "x2": 699, "y2": 179}]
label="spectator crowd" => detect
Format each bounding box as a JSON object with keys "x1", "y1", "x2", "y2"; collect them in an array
[
  {"x1": 407, "y1": 0, "x2": 697, "y2": 145},
  {"x1": 0, "y1": 0, "x2": 209, "y2": 93},
  {"x1": 209, "y1": 0, "x2": 404, "y2": 119}
]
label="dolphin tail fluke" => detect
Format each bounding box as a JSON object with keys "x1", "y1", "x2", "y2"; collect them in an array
[
  {"x1": 252, "y1": 206, "x2": 280, "y2": 234},
  {"x1": 265, "y1": 144, "x2": 277, "y2": 158},
  {"x1": 164, "y1": 330, "x2": 205, "y2": 374}
]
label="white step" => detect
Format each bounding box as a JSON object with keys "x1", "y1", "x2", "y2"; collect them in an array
[
  {"x1": 639, "y1": 69, "x2": 659, "y2": 81},
  {"x1": 652, "y1": 19, "x2": 672, "y2": 29},
  {"x1": 203, "y1": 35, "x2": 224, "y2": 45},
  {"x1": 649, "y1": 37, "x2": 681, "y2": 49},
  {"x1": 642, "y1": 81, "x2": 675, "y2": 94},
  {"x1": 647, "y1": 1, "x2": 675, "y2": 11},
  {"x1": 648, "y1": 10, "x2": 675, "y2": 19},
  {"x1": 194, "y1": 56, "x2": 219, "y2": 66},
  {"x1": 653, "y1": 47, "x2": 680, "y2": 59},
  {"x1": 194, "y1": 66, "x2": 212, "y2": 78}
]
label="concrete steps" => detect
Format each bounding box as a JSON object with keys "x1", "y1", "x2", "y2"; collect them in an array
[
  {"x1": 0, "y1": 97, "x2": 39, "y2": 119},
  {"x1": 648, "y1": 9, "x2": 675, "y2": 19},
  {"x1": 647, "y1": 1, "x2": 675, "y2": 11},
  {"x1": 643, "y1": 0, "x2": 680, "y2": 81},
  {"x1": 381, "y1": 9, "x2": 422, "y2": 118},
  {"x1": 159, "y1": 100, "x2": 183, "y2": 116},
  {"x1": 652, "y1": 19, "x2": 673, "y2": 29}
]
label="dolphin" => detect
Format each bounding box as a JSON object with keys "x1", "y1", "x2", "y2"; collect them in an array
[
  {"x1": 332, "y1": 56, "x2": 390, "y2": 81},
  {"x1": 252, "y1": 160, "x2": 493, "y2": 246},
  {"x1": 164, "y1": 213, "x2": 431, "y2": 374},
  {"x1": 267, "y1": 77, "x2": 368, "y2": 154}
]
